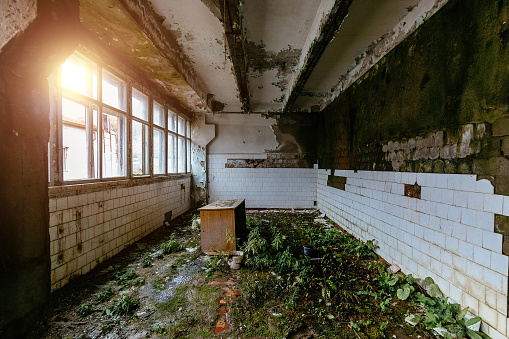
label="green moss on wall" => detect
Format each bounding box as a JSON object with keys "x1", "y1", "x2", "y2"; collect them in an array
[{"x1": 318, "y1": 0, "x2": 509, "y2": 174}]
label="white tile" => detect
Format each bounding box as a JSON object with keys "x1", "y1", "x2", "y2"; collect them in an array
[
  {"x1": 436, "y1": 174, "x2": 448, "y2": 189},
  {"x1": 503, "y1": 196, "x2": 509, "y2": 216},
  {"x1": 448, "y1": 205, "x2": 462, "y2": 222},
  {"x1": 479, "y1": 301, "x2": 498, "y2": 329},
  {"x1": 451, "y1": 222, "x2": 466, "y2": 240},
  {"x1": 447, "y1": 174, "x2": 462, "y2": 190},
  {"x1": 483, "y1": 268, "x2": 505, "y2": 292},
  {"x1": 468, "y1": 192, "x2": 484, "y2": 210},
  {"x1": 446, "y1": 236, "x2": 459, "y2": 251},
  {"x1": 474, "y1": 246, "x2": 491, "y2": 268},
  {"x1": 476, "y1": 179, "x2": 494, "y2": 194},
  {"x1": 460, "y1": 175, "x2": 477, "y2": 192},
  {"x1": 458, "y1": 241, "x2": 474, "y2": 260},
  {"x1": 483, "y1": 231, "x2": 502, "y2": 252},
  {"x1": 453, "y1": 190, "x2": 468, "y2": 208},
  {"x1": 462, "y1": 292, "x2": 480, "y2": 315},
  {"x1": 485, "y1": 287, "x2": 497, "y2": 309},
  {"x1": 436, "y1": 203, "x2": 449, "y2": 219},
  {"x1": 484, "y1": 194, "x2": 504, "y2": 215},
  {"x1": 461, "y1": 208, "x2": 477, "y2": 227},
  {"x1": 477, "y1": 211, "x2": 494, "y2": 231},
  {"x1": 491, "y1": 252, "x2": 509, "y2": 275}
]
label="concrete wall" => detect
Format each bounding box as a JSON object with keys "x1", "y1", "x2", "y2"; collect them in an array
[
  {"x1": 48, "y1": 176, "x2": 190, "y2": 290},
  {"x1": 0, "y1": 1, "x2": 80, "y2": 337},
  {"x1": 317, "y1": 170, "x2": 509, "y2": 338}
]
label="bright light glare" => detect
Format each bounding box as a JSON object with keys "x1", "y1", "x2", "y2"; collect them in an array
[{"x1": 62, "y1": 56, "x2": 87, "y2": 94}]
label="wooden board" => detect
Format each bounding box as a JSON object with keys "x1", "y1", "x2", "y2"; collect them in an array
[{"x1": 199, "y1": 199, "x2": 246, "y2": 253}]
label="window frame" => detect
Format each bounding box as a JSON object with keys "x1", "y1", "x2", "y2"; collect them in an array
[{"x1": 49, "y1": 51, "x2": 192, "y2": 187}]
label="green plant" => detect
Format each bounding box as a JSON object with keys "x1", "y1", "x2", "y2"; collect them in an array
[
  {"x1": 142, "y1": 253, "x2": 152, "y2": 267},
  {"x1": 109, "y1": 295, "x2": 139, "y2": 316},
  {"x1": 160, "y1": 233, "x2": 184, "y2": 254},
  {"x1": 99, "y1": 322, "x2": 112, "y2": 334},
  {"x1": 112, "y1": 268, "x2": 139, "y2": 288},
  {"x1": 95, "y1": 286, "x2": 114, "y2": 302},
  {"x1": 204, "y1": 255, "x2": 224, "y2": 277},
  {"x1": 151, "y1": 323, "x2": 166, "y2": 334},
  {"x1": 411, "y1": 294, "x2": 487, "y2": 339},
  {"x1": 77, "y1": 302, "x2": 94, "y2": 316}
]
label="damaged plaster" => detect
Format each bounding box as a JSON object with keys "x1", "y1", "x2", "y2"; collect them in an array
[
  {"x1": 148, "y1": 0, "x2": 242, "y2": 112},
  {"x1": 0, "y1": 0, "x2": 37, "y2": 52},
  {"x1": 320, "y1": 0, "x2": 448, "y2": 109},
  {"x1": 80, "y1": 0, "x2": 209, "y2": 116}
]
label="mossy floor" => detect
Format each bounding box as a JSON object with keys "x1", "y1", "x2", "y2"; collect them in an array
[{"x1": 30, "y1": 210, "x2": 447, "y2": 338}]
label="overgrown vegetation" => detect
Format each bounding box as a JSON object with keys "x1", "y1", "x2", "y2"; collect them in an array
[
  {"x1": 40, "y1": 210, "x2": 490, "y2": 339},
  {"x1": 231, "y1": 211, "x2": 487, "y2": 338},
  {"x1": 160, "y1": 233, "x2": 185, "y2": 254}
]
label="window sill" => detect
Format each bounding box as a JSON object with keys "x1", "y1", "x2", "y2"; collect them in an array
[{"x1": 49, "y1": 173, "x2": 191, "y2": 198}]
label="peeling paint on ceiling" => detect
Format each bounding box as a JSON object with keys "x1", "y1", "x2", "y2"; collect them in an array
[{"x1": 76, "y1": 0, "x2": 449, "y2": 115}]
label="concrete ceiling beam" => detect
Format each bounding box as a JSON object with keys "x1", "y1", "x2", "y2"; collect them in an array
[
  {"x1": 282, "y1": 0, "x2": 353, "y2": 113},
  {"x1": 218, "y1": 0, "x2": 251, "y2": 113}
]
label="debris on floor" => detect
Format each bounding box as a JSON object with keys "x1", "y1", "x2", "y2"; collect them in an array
[{"x1": 29, "y1": 209, "x2": 487, "y2": 339}]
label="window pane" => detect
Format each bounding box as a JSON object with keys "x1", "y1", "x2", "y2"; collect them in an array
[
  {"x1": 153, "y1": 101, "x2": 164, "y2": 127},
  {"x1": 102, "y1": 112, "x2": 126, "y2": 177},
  {"x1": 62, "y1": 98, "x2": 88, "y2": 180},
  {"x1": 186, "y1": 121, "x2": 191, "y2": 138},
  {"x1": 178, "y1": 116, "x2": 185, "y2": 136},
  {"x1": 62, "y1": 54, "x2": 97, "y2": 99},
  {"x1": 102, "y1": 70, "x2": 126, "y2": 111},
  {"x1": 132, "y1": 88, "x2": 148, "y2": 121},
  {"x1": 178, "y1": 136, "x2": 185, "y2": 173},
  {"x1": 132, "y1": 121, "x2": 149, "y2": 175},
  {"x1": 153, "y1": 128, "x2": 165, "y2": 174},
  {"x1": 168, "y1": 134, "x2": 177, "y2": 173},
  {"x1": 187, "y1": 139, "x2": 191, "y2": 173},
  {"x1": 168, "y1": 111, "x2": 177, "y2": 132}
]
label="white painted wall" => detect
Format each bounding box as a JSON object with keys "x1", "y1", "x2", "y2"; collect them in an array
[
  {"x1": 48, "y1": 177, "x2": 191, "y2": 290},
  {"x1": 316, "y1": 169, "x2": 509, "y2": 339}
]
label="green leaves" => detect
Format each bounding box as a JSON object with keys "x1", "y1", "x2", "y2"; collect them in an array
[
  {"x1": 428, "y1": 283, "x2": 443, "y2": 298},
  {"x1": 465, "y1": 316, "x2": 481, "y2": 327},
  {"x1": 396, "y1": 284, "x2": 414, "y2": 300}
]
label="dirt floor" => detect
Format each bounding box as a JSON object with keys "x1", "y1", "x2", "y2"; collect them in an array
[{"x1": 28, "y1": 209, "x2": 480, "y2": 339}]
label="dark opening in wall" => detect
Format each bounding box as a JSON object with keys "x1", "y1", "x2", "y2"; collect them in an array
[
  {"x1": 404, "y1": 182, "x2": 421, "y2": 199},
  {"x1": 327, "y1": 175, "x2": 347, "y2": 190}
]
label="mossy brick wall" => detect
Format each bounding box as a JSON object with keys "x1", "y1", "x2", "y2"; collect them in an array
[{"x1": 318, "y1": 0, "x2": 509, "y2": 194}]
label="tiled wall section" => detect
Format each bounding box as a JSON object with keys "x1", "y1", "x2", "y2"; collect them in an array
[
  {"x1": 208, "y1": 154, "x2": 317, "y2": 209},
  {"x1": 48, "y1": 176, "x2": 191, "y2": 290},
  {"x1": 317, "y1": 169, "x2": 509, "y2": 339}
]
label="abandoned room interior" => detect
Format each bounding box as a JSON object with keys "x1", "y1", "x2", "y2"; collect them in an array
[{"x1": 2, "y1": 0, "x2": 509, "y2": 337}]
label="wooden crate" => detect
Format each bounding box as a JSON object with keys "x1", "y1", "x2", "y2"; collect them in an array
[{"x1": 198, "y1": 199, "x2": 246, "y2": 254}]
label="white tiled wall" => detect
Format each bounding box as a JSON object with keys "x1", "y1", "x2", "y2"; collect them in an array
[
  {"x1": 317, "y1": 169, "x2": 509, "y2": 338},
  {"x1": 48, "y1": 176, "x2": 191, "y2": 290},
  {"x1": 208, "y1": 154, "x2": 317, "y2": 209}
]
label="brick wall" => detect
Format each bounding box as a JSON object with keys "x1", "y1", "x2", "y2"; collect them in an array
[
  {"x1": 208, "y1": 154, "x2": 317, "y2": 209},
  {"x1": 48, "y1": 176, "x2": 191, "y2": 290},
  {"x1": 317, "y1": 169, "x2": 509, "y2": 339}
]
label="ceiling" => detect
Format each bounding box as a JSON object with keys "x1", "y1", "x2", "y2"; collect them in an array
[{"x1": 78, "y1": 0, "x2": 445, "y2": 116}]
